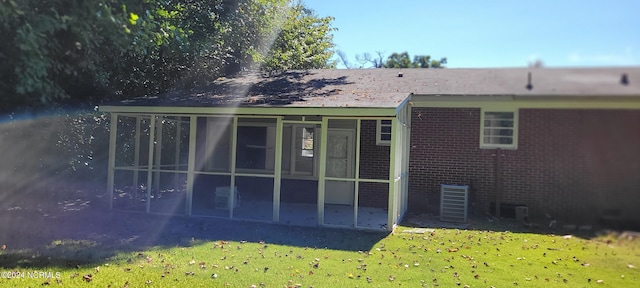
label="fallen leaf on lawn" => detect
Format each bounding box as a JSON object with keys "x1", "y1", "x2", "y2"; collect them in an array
[
  {"x1": 628, "y1": 264, "x2": 636, "y2": 269},
  {"x1": 82, "y1": 274, "x2": 92, "y2": 282}
]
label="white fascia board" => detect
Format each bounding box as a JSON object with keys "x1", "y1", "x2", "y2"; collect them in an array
[
  {"x1": 410, "y1": 94, "x2": 640, "y2": 109},
  {"x1": 98, "y1": 106, "x2": 398, "y2": 117}
]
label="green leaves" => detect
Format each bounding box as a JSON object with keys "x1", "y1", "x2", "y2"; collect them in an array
[
  {"x1": 0, "y1": 0, "x2": 337, "y2": 111},
  {"x1": 383, "y1": 51, "x2": 447, "y2": 68},
  {"x1": 259, "y1": 3, "x2": 336, "y2": 72},
  {"x1": 128, "y1": 12, "x2": 139, "y2": 25}
]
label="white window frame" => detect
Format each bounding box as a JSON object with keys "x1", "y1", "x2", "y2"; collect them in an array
[
  {"x1": 290, "y1": 125, "x2": 317, "y2": 176},
  {"x1": 480, "y1": 109, "x2": 518, "y2": 149},
  {"x1": 376, "y1": 119, "x2": 392, "y2": 146},
  {"x1": 235, "y1": 121, "x2": 277, "y2": 173}
]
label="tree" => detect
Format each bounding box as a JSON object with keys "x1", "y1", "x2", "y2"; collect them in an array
[
  {"x1": 259, "y1": 2, "x2": 336, "y2": 72},
  {"x1": 0, "y1": 0, "x2": 336, "y2": 111},
  {"x1": 0, "y1": 0, "x2": 136, "y2": 109},
  {"x1": 384, "y1": 52, "x2": 413, "y2": 68},
  {"x1": 356, "y1": 51, "x2": 385, "y2": 68},
  {"x1": 336, "y1": 50, "x2": 353, "y2": 69},
  {"x1": 383, "y1": 51, "x2": 446, "y2": 68}
]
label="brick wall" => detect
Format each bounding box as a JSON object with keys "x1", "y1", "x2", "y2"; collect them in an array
[
  {"x1": 408, "y1": 107, "x2": 640, "y2": 223},
  {"x1": 358, "y1": 120, "x2": 390, "y2": 207},
  {"x1": 359, "y1": 120, "x2": 390, "y2": 179},
  {"x1": 358, "y1": 182, "x2": 389, "y2": 208}
]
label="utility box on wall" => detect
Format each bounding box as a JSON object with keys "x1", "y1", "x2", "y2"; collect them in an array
[{"x1": 440, "y1": 184, "x2": 469, "y2": 223}]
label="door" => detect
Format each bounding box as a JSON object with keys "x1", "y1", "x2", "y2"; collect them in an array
[{"x1": 325, "y1": 129, "x2": 355, "y2": 205}]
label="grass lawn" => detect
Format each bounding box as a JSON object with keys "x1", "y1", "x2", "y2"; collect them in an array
[{"x1": 1, "y1": 213, "x2": 638, "y2": 288}]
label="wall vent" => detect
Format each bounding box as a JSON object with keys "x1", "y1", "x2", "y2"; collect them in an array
[{"x1": 440, "y1": 184, "x2": 469, "y2": 222}]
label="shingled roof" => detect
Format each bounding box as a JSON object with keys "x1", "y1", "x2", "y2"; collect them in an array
[{"x1": 114, "y1": 67, "x2": 640, "y2": 108}]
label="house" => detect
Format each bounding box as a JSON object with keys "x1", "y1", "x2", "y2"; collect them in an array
[{"x1": 99, "y1": 68, "x2": 640, "y2": 231}]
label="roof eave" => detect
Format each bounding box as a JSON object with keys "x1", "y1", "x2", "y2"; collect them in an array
[{"x1": 98, "y1": 105, "x2": 399, "y2": 117}]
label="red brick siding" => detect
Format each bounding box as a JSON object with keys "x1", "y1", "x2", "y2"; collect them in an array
[
  {"x1": 408, "y1": 108, "x2": 640, "y2": 223},
  {"x1": 358, "y1": 182, "x2": 389, "y2": 208},
  {"x1": 359, "y1": 120, "x2": 390, "y2": 179},
  {"x1": 409, "y1": 108, "x2": 495, "y2": 215},
  {"x1": 358, "y1": 120, "x2": 390, "y2": 207}
]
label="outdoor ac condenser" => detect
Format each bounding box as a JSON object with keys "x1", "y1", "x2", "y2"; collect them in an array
[
  {"x1": 440, "y1": 184, "x2": 469, "y2": 223},
  {"x1": 215, "y1": 186, "x2": 240, "y2": 210}
]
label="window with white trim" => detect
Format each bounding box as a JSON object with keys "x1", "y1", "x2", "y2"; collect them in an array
[
  {"x1": 376, "y1": 120, "x2": 392, "y2": 146},
  {"x1": 481, "y1": 110, "x2": 518, "y2": 149}
]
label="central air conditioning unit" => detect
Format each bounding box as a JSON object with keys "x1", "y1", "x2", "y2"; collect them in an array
[{"x1": 440, "y1": 184, "x2": 469, "y2": 223}]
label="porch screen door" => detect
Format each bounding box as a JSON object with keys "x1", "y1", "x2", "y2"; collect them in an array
[{"x1": 325, "y1": 129, "x2": 355, "y2": 205}]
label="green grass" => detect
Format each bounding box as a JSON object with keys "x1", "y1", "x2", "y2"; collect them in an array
[{"x1": 2, "y1": 227, "x2": 639, "y2": 287}]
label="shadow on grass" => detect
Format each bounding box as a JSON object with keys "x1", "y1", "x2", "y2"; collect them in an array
[
  {"x1": 400, "y1": 211, "x2": 602, "y2": 240},
  {"x1": 0, "y1": 206, "x2": 388, "y2": 269}
]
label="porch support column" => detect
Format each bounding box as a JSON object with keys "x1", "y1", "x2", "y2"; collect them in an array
[
  {"x1": 272, "y1": 117, "x2": 283, "y2": 222},
  {"x1": 317, "y1": 117, "x2": 329, "y2": 226},
  {"x1": 107, "y1": 113, "x2": 118, "y2": 210},
  {"x1": 146, "y1": 115, "x2": 156, "y2": 213},
  {"x1": 229, "y1": 117, "x2": 238, "y2": 218},
  {"x1": 387, "y1": 118, "x2": 398, "y2": 231},
  {"x1": 403, "y1": 106, "x2": 412, "y2": 214},
  {"x1": 354, "y1": 119, "x2": 362, "y2": 228},
  {"x1": 153, "y1": 117, "x2": 163, "y2": 194},
  {"x1": 185, "y1": 116, "x2": 197, "y2": 215},
  {"x1": 133, "y1": 117, "x2": 141, "y2": 188},
  {"x1": 174, "y1": 118, "x2": 182, "y2": 185}
]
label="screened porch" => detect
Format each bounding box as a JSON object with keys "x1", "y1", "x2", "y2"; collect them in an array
[{"x1": 105, "y1": 106, "x2": 411, "y2": 231}]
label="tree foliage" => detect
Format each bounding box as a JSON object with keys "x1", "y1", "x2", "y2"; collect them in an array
[
  {"x1": 0, "y1": 0, "x2": 336, "y2": 111},
  {"x1": 336, "y1": 51, "x2": 446, "y2": 69},
  {"x1": 0, "y1": 0, "x2": 133, "y2": 108},
  {"x1": 259, "y1": 3, "x2": 336, "y2": 72},
  {"x1": 383, "y1": 51, "x2": 447, "y2": 68}
]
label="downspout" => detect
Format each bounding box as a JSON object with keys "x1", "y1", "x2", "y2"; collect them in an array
[{"x1": 495, "y1": 148, "x2": 502, "y2": 217}]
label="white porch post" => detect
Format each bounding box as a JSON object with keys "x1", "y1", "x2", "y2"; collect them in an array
[
  {"x1": 133, "y1": 116, "x2": 141, "y2": 188},
  {"x1": 273, "y1": 117, "x2": 283, "y2": 222},
  {"x1": 185, "y1": 116, "x2": 197, "y2": 215},
  {"x1": 174, "y1": 118, "x2": 182, "y2": 186},
  {"x1": 403, "y1": 105, "x2": 411, "y2": 214},
  {"x1": 229, "y1": 117, "x2": 238, "y2": 218},
  {"x1": 317, "y1": 117, "x2": 329, "y2": 226},
  {"x1": 146, "y1": 115, "x2": 156, "y2": 213},
  {"x1": 387, "y1": 118, "x2": 398, "y2": 231},
  {"x1": 153, "y1": 117, "x2": 163, "y2": 193},
  {"x1": 107, "y1": 113, "x2": 118, "y2": 210},
  {"x1": 354, "y1": 119, "x2": 362, "y2": 227}
]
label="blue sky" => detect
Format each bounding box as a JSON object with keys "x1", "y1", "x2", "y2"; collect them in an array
[{"x1": 303, "y1": 0, "x2": 640, "y2": 68}]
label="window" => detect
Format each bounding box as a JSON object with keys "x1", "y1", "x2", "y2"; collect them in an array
[
  {"x1": 376, "y1": 120, "x2": 392, "y2": 146},
  {"x1": 481, "y1": 110, "x2": 518, "y2": 149},
  {"x1": 235, "y1": 118, "x2": 277, "y2": 172},
  {"x1": 299, "y1": 127, "x2": 314, "y2": 158},
  {"x1": 281, "y1": 125, "x2": 317, "y2": 176},
  {"x1": 293, "y1": 126, "x2": 315, "y2": 175}
]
